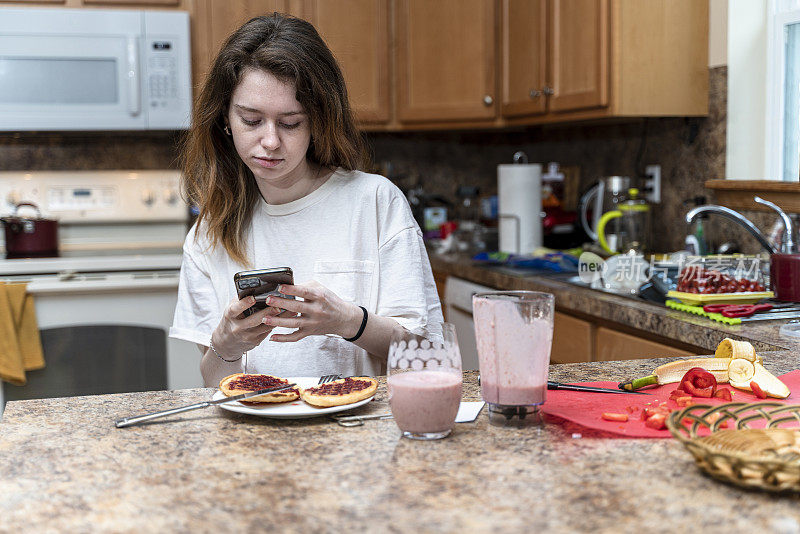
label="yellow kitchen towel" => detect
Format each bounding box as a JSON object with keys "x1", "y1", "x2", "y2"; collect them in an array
[{"x1": 0, "y1": 282, "x2": 45, "y2": 385}]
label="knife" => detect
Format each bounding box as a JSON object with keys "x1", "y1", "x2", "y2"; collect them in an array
[
  {"x1": 115, "y1": 383, "x2": 297, "y2": 428},
  {"x1": 478, "y1": 375, "x2": 651, "y2": 395},
  {"x1": 547, "y1": 381, "x2": 652, "y2": 395}
]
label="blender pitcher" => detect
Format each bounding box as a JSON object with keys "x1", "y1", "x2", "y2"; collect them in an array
[
  {"x1": 472, "y1": 291, "x2": 555, "y2": 428},
  {"x1": 596, "y1": 188, "x2": 652, "y2": 254}
]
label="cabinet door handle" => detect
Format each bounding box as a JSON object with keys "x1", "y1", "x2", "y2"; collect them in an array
[
  {"x1": 482, "y1": 95, "x2": 494, "y2": 106},
  {"x1": 529, "y1": 89, "x2": 542, "y2": 99},
  {"x1": 542, "y1": 86, "x2": 555, "y2": 96}
]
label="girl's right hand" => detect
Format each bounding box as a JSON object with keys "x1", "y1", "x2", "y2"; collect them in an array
[{"x1": 209, "y1": 296, "x2": 283, "y2": 359}]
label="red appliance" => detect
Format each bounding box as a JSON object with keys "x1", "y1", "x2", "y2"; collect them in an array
[{"x1": 1, "y1": 202, "x2": 58, "y2": 259}]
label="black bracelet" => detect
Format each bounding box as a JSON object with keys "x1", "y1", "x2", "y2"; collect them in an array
[{"x1": 343, "y1": 306, "x2": 368, "y2": 342}]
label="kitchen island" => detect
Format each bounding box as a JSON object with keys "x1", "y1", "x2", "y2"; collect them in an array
[{"x1": 1, "y1": 357, "x2": 799, "y2": 532}]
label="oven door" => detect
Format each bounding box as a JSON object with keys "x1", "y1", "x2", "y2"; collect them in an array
[
  {"x1": 0, "y1": 15, "x2": 145, "y2": 131},
  {"x1": 0, "y1": 273, "x2": 202, "y2": 410}
]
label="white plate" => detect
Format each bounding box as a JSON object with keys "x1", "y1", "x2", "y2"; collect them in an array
[{"x1": 212, "y1": 376, "x2": 376, "y2": 419}]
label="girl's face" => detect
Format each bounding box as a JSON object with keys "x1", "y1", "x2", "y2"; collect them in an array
[{"x1": 227, "y1": 68, "x2": 313, "y2": 200}]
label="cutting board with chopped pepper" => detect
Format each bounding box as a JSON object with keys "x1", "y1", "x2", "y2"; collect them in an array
[{"x1": 540, "y1": 370, "x2": 800, "y2": 438}]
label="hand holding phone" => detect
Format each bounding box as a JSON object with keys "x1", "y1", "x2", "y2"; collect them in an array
[{"x1": 234, "y1": 267, "x2": 294, "y2": 317}]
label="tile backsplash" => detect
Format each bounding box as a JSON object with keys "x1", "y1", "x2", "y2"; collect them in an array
[
  {"x1": 0, "y1": 66, "x2": 778, "y2": 254},
  {"x1": 367, "y1": 66, "x2": 731, "y2": 254}
]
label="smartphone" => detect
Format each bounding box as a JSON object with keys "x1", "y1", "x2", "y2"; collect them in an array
[{"x1": 233, "y1": 267, "x2": 294, "y2": 317}]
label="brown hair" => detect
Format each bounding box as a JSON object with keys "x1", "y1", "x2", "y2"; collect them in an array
[{"x1": 181, "y1": 13, "x2": 368, "y2": 266}]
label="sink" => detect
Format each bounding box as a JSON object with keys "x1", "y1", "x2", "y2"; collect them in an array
[{"x1": 554, "y1": 273, "x2": 665, "y2": 305}]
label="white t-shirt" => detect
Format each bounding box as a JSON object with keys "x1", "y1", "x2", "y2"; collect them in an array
[{"x1": 169, "y1": 169, "x2": 443, "y2": 377}]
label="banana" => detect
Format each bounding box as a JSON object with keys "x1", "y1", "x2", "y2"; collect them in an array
[
  {"x1": 619, "y1": 357, "x2": 731, "y2": 391},
  {"x1": 618, "y1": 339, "x2": 790, "y2": 397},
  {"x1": 715, "y1": 339, "x2": 789, "y2": 397},
  {"x1": 729, "y1": 362, "x2": 791, "y2": 399},
  {"x1": 654, "y1": 357, "x2": 731, "y2": 384},
  {"x1": 715, "y1": 338, "x2": 757, "y2": 362},
  {"x1": 728, "y1": 358, "x2": 756, "y2": 383}
]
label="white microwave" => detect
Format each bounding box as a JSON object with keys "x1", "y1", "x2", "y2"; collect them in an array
[{"x1": 0, "y1": 7, "x2": 192, "y2": 131}]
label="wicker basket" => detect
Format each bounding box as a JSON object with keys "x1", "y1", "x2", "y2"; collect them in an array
[{"x1": 666, "y1": 402, "x2": 800, "y2": 492}]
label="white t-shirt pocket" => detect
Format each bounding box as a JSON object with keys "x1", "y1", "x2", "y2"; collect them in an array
[{"x1": 313, "y1": 260, "x2": 375, "y2": 305}]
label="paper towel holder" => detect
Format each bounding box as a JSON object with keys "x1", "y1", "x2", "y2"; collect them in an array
[{"x1": 512, "y1": 151, "x2": 529, "y2": 164}]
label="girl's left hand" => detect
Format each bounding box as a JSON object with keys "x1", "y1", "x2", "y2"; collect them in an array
[{"x1": 262, "y1": 281, "x2": 362, "y2": 342}]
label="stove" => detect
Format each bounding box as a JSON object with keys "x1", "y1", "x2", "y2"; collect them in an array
[{"x1": 0, "y1": 170, "x2": 201, "y2": 414}]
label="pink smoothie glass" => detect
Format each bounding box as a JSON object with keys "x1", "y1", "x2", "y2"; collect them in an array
[
  {"x1": 472, "y1": 291, "x2": 554, "y2": 428},
  {"x1": 387, "y1": 323, "x2": 463, "y2": 440}
]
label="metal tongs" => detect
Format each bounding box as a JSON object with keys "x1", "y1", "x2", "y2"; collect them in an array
[
  {"x1": 331, "y1": 412, "x2": 394, "y2": 427},
  {"x1": 115, "y1": 383, "x2": 297, "y2": 428}
]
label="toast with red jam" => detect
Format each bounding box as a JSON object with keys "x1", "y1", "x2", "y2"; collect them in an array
[{"x1": 299, "y1": 377, "x2": 378, "y2": 407}]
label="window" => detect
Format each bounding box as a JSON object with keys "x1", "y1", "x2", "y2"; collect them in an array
[{"x1": 767, "y1": 1, "x2": 800, "y2": 181}]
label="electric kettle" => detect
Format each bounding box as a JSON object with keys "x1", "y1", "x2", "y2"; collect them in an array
[
  {"x1": 578, "y1": 176, "x2": 630, "y2": 252},
  {"x1": 596, "y1": 188, "x2": 651, "y2": 255}
]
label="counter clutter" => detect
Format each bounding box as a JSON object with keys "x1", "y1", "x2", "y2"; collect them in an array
[
  {"x1": 0, "y1": 357, "x2": 799, "y2": 531},
  {"x1": 429, "y1": 253, "x2": 798, "y2": 354}
]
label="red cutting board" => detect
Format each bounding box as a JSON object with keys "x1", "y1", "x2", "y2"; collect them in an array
[{"x1": 541, "y1": 370, "x2": 800, "y2": 438}]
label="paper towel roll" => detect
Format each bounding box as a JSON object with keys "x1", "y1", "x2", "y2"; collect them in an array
[{"x1": 498, "y1": 164, "x2": 542, "y2": 254}]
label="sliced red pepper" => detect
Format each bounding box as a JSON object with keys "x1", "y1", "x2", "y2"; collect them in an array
[
  {"x1": 675, "y1": 396, "x2": 694, "y2": 407},
  {"x1": 750, "y1": 381, "x2": 767, "y2": 399},
  {"x1": 694, "y1": 386, "x2": 714, "y2": 398},
  {"x1": 679, "y1": 367, "x2": 718, "y2": 399},
  {"x1": 681, "y1": 381, "x2": 714, "y2": 398},
  {"x1": 713, "y1": 388, "x2": 732, "y2": 401},
  {"x1": 601, "y1": 412, "x2": 629, "y2": 422},
  {"x1": 680, "y1": 367, "x2": 717, "y2": 390},
  {"x1": 645, "y1": 413, "x2": 667, "y2": 430},
  {"x1": 669, "y1": 388, "x2": 689, "y2": 399}
]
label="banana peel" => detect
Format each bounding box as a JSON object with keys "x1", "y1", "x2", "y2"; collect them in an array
[
  {"x1": 619, "y1": 340, "x2": 790, "y2": 399},
  {"x1": 619, "y1": 357, "x2": 731, "y2": 391},
  {"x1": 714, "y1": 337, "x2": 758, "y2": 362}
]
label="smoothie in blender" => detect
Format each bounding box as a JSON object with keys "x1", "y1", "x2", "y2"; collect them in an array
[{"x1": 473, "y1": 291, "x2": 554, "y2": 420}]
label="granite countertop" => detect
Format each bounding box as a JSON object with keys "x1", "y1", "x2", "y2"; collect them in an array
[
  {"x1": 2, "y1": 357, "x2": 800, "y2": 531},
  {"x1": 429, "y1": 253, "x2": 800, "y2": 353}
]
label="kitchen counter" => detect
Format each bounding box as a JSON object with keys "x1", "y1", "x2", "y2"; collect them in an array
[
  {"x1": 1, "y1": 358, "x2": 799, "y2": 531},
  {"x1": 430, "y1": 253, "x2": 800, "y2": 353}
]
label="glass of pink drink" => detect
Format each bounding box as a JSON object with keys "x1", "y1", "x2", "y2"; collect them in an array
[
  {"x1": 387, "y1": 323, "x2": 463, "y2": 440},
  {"x1": 472, "y1": 291, "x2": 554, "y2": 428}
]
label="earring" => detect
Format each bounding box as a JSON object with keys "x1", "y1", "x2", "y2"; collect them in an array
[{"x1": 224, "y1": 125, "x2": 231, "y2": 136}]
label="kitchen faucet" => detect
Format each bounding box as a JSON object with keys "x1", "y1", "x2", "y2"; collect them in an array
[{"x1": 685, "y1": 196, "x2": 796, "y2": 255}]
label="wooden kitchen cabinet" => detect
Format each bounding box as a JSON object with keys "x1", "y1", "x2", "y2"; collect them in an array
[
  {"x1": 502, "y1": 0, "x2": 707, "y2": 123},
  {"x1": 301, "y1": 0, "x2": 391, "y2": 125},
  {"x1": 551, "y1": 311, "x2": 593, "y2": 364},
  {"x1": 551, "y1": 311, "x2": 700, "y2": 363},
  {"x1": 502, "y1": 0, "x2": 606, "y2": 117},
  {"x1": 594, "y1": 326, "x2": 697, "y2": 361},
  {"x1": 501, "y1": 0, "x2": 547, "y2": 117},
  {"x1": 548, "y1": 0, "x2": 608, "y2": 113},
  {"x1": 395, "y1": 0, "x2": 497, "y2": 125},
  {"x1": 190, "y1": 0, "x2": 303, "y2": 89}
]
